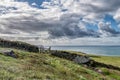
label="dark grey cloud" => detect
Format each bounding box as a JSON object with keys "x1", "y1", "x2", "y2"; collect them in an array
[
  {"x1": 0, "y1": 16, "x2": 54, "y2": 33},
  {"x1": 79, "y1": 0, "x2": 120, "y2": 21},
  {"x1": 0, "y1": 13, "x2": 100, "y2": 39},
  {"x1": 48, "y1": 21, "x2": 100, "y2": 38},
  {"x1": 98, "y1": 22, "x2": 120, "y2": 37}
]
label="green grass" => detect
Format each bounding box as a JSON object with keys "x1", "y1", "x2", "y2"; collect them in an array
[
  {"x1": 71, "y1": 51, "x2": 120, "y2": 80},
  {"x1": 89, "y1": 55, "x2": 120, "y2": 67},
  {"x1": 0, "y1": 48, "x2": 119, "y2": 80}
]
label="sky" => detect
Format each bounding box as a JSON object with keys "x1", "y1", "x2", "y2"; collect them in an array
[{"x1": 0, "y1": 0, "x2": 120, "y2": 45}]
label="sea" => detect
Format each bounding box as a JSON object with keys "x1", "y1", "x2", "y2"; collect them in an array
[{"x1": 50, "y1": 46, "x2": 120, "y2": 56}]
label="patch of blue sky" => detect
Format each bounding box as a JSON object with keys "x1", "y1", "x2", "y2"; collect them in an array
[
  {"x1": 104, "y1": 14, "x2": 119, "y2": 31},
  {"x1": 85, "y1": 23, "x2": 98, "y2": 31},
  {"x1": 85, "y1": 14, "x2": 120, "y2": 32},
  {"x1": 16, "y1": 0, "x2": 50, "y2": 9}
]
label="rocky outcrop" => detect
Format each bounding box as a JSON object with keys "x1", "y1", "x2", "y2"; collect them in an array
[
  {"x1": 0, "y1": 38, "x2": 39, "y2": 52},
  {"x1": 51, "y1": 51, "x2": 91, "y2": 64},
  {"x1": 51, "y1": 50, "x2": 120, "y2": 71},
  {"x1": 0, "y1": 50, "x2": 17, "y2": 58},
  {"x1": 73, "y1": 56, "x2": 90, "y2": 64}
]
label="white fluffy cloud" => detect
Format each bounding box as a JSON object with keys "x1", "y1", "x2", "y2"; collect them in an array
[{"x1": 0, "y1": 0, "x2": 120, "y2": 45}]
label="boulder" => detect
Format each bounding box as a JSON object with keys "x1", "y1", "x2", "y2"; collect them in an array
[
  {"x1": 0, "y1": 50, "x2": 17, "y2": 58},
  {"x1": 73, "y1": 56, "x2": 90, "y2": 64}
]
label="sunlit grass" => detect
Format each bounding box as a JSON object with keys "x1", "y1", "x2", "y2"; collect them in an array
[
  {"x1": 0, "y1": 48, "x2": 119, "y2": 80},
  {"x1": 89, "y1": 55, "x2": 120, "y2": 67}
]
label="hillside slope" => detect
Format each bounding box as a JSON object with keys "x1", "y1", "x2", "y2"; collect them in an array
[{"x1": 0, "y1": 48, "x2": 120, "y2": 80}]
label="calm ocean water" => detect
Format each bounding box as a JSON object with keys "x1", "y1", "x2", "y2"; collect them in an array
[{"x1": 50, "y1": 46, "x2": 120, "y2": 56}]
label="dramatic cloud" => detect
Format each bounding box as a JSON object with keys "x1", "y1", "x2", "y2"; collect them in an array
[
  {"x1": 0, "y1": 0, "x2": 120, "y2": 45},
  {"x1": 98, "y1": 22, "x2": 120, "y2": 37}
]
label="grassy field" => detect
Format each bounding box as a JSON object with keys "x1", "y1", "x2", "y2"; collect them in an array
[
  {"x1": 89, "y1": 55, "x2": 120, "y2": 67},
  {"x1": 0, "y1": 48, "x2": 120, "y2": 80}
]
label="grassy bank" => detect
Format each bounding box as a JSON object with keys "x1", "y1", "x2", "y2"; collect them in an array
[
  {"x1": 0, "y1": 48, "x2": 120, "y2": 80},
  {"x1": 89, "y1": 55, "x2": 120, "y2": 67}
]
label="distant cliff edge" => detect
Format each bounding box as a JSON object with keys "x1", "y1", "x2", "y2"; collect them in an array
[{"x1": 0, "y1": 38, "x2": 39, "y2": 52}]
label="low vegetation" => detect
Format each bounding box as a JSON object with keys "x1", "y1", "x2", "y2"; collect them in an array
[
  {"x1": 89, "y1": 55, "x2": 120, "y2": 67},
  {"x1": 0, "y1": 47, "x2": 119, "y2": 80}
]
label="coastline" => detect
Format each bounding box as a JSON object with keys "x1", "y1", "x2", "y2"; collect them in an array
[
  {"x1": 50, "y1": 46, "x2": 120, "y2": 56},
  {"x1": 51, "y1": 50, "x2": 120, "y2": 67}
]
